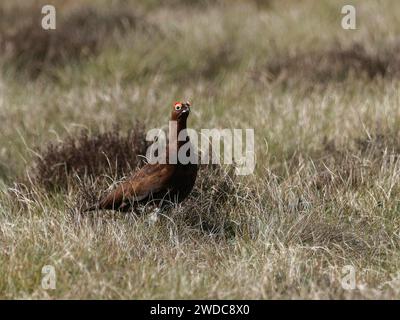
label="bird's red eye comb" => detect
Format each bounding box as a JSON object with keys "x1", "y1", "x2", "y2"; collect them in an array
[{"x1": 174, "y1": 102, "x2": 182, "y2": 108}]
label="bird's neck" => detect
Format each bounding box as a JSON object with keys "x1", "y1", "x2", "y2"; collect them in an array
[{"x1": 168, "y1": 118, "x2": 189, "y2": 163}]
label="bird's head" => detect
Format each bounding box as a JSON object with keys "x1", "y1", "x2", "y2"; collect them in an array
[{"x1": 171, "y1": 101, "x2": 191, "y2": 121}]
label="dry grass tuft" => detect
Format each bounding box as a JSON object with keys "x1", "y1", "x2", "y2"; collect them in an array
[{"x1": 171, "y1": 164, "x2": 244, "y2": 238}]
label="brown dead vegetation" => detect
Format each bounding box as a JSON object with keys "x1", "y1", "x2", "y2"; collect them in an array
[
  {"x1": 30, "y1": 124, "x2": 148, "y2": 191},
  {"x1": 256, "y1": 43, "x2": 400, "y2": 84},
  {"x1": 0, "y1": 5, "x2": 148, "y2": 77}
]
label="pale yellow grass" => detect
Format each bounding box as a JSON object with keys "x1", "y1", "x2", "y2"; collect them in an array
[{"x1": 1, "y1": 0, "x2": 400, "y2": 299}]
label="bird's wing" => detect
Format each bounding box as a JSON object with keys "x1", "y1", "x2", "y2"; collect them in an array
[{"x1": 98, "y1": 164, "x2": 174, "y2": 209}]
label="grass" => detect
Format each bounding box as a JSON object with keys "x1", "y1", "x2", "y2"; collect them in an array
[{"x1": 1, "y1": 0, "x2": 400, "y2": 299}]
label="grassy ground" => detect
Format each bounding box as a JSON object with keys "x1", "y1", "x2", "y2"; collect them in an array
[{"x1": 1, "y1": 0, "x2": 400, "y2": 299}]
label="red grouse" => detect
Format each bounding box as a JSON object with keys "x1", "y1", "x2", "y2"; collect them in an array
[{"x1": 85, "y1": 101, "x2": 198, "y2": 213}]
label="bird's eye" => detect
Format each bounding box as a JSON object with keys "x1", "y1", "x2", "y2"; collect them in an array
[{"x1": 175, "y1": 105, "x2": 182, "y2": 111}]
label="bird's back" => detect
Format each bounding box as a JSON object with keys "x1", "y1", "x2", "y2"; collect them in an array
[
  {"x1": 93, "y1": 161, "x2": 197, "y2": 211},
  {"x1": 96, "y1": 163, "x2": 175, "y2": 211}
]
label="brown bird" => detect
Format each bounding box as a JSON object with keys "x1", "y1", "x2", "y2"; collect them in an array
[{"x1": 85, "y1": 101, "x2": 198, "y2": 213}]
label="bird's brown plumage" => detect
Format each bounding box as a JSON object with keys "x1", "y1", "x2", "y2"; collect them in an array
[{"x1": 85, "y1": 101, "x2": 198, "y2": 212}]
